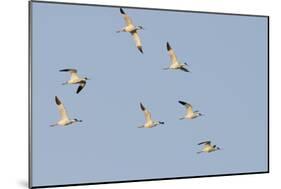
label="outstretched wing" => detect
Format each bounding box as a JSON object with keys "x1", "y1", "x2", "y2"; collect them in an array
[
  {"x1": 60, "y1": 68, "x2": 80, "y2": 81},
  {"x1": 55, "y1": 96, "x2": 70, "y2": 121},
  {"x1": 180, "y1": 66, "x2": 190, "y2": 72},
  {"x1": 120, "y1": 8, "x2": 134, "y2": 26},
  {"x1": 167, "y1": 42, "x2": 178, "y2": 65},
  {"x1": 131, "y1": 31, "x2": 143, "y2": 53},
  {"x1": 140, "y1": 103, "x2": 152, "y2": 123},
  {"x1": 198, "y1": 141, "x2": 211, "y2": 146},
  {"x1": 76, "y1": 81, "x2": 86, "y2": 94},
  {"x1": 178, "y1": 101, "x2": 193, "y2": 115}
]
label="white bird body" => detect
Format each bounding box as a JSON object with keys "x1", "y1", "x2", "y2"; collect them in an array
[
  {"x1": 139, "y1": 103, "x2": 164, "y2": 128},
  {"x1": 164, "y1": 42, "x2": 190, "y2": 72},
  {"x1": 117, "y1": 8, "x2": 144, "y2": 53},
  {"x1": 197, "y1": 141, "x2": 221, "y2": 154},
  {"x1": 122, "y1": 25, "x2": 137, "y2": 33},
  {"x1": 50, "y1": 96, "x2": 82, "y2": 127},
  {"x1": 60, "y1": 69, "x2": 89, "y2": 94},
  {"x1": 178, "y1": 101, "x2": 203, "y2": 120}
]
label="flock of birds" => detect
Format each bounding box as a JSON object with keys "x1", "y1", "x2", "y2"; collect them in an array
[{"x1": 49, "y1": 8, "x2": 221, "y2": 154}]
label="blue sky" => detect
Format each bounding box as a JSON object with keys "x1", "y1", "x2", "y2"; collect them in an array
[{"x1": 31, "y1": 2, "x2": 268, "y2": 187}]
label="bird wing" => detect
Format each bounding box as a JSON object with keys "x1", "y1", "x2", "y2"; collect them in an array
[
  {"x1": 179, "y1": 100, "x2": 193, "y2": 114},
  {"x1": 55, "y1": 96, "x2": 70, "y2": 121},
  {"x1": 131, "y1": 31, "x2": 142, "y2": 49},
  {"x1": 166, "y1": 42, "x2": 178, "y2": 65},
  {"x1": 120, "y1": 8, "x2": 134, "y2": 26},
  {"x1": 76, "y1": 81, "x2": 86, "y2": 94},
  {"x1": 140, "y1": 103, "x2": 152, "y2": 123},
  {"x1": 180, "y1": 67, "x2": 190, "y2": 72},
  {"x1": 198, "y1": 141, "x2": 211, "y2": 146},
  {"x1": 60, "y1": 69, "x2": 80, "y2": 80}
]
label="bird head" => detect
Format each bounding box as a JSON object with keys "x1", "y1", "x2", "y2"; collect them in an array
[
  {"x1": 195, "y1": 111, "x2": 204, "y2": 117},
  {"x1": 74, "y1": 118, "x2": 82, "y2": 123},
  {"x1": 213, "y1": 145, "x2": 221, "y2": 151},
  {"x1": 154, "y1": 121, "x2": 164, "y2": 126},
  {"x1": 137, "y1": 26, "x2": 144, "y2": 30},
  {"x1": 84, "y1": 77, "x2": 90, "y2": 80}
]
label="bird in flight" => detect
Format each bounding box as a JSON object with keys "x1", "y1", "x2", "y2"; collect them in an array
[
  {"x1": 117, "y1": 8, "x2": 144, "y2": 54},
  {"x1": 50, "y1": 96, "x2": 82, "y2": 127},
  {"x1": 163, "y1": 42, "x2": 190, "y2": 72},
  {"x1": 60, "y1": 69, "x2": 90, "y2": 94},
  {"x1": 138, "y1": 102, "x2": 164, "y2": 128},
  {"x1": 178, "y1": 101, "x2": 203, "y2": 120},
  {"x1": 197, "y1": 141, "x2": 221, "y2": 154}
]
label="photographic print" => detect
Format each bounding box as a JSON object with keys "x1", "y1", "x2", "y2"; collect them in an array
[{"x1": 29, "y1": 1, "x2": 269, "y2": 188}]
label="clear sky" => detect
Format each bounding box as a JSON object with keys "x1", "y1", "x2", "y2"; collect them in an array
[{"x1": 31, "y1": 2, "x2": 268, "y2": 187}]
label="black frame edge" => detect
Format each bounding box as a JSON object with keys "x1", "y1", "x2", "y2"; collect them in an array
[
  {"x1": 28, "y1": 1, "x2": 33, "y2": 188},
  {"x1": 30, "y1": 0, "x2": 269, "y2": 18}
]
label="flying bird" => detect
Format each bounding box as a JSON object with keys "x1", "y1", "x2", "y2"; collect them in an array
[
  {"x1": 163, "y1": 42, "x2": 190, "y2": 72},
  {"x1": 138, "y1": 103, "x2": 164, "y2": 128},
  {"x1": 178, "y1": 101, "x2": 203, "y2": 120},
  {"x1": 197, "y1": 141, "x2": 221, "y2": 154},
  {"x1": 50, "y1": 96, "x2": 82, "y2": 127},
  {"x1": 60, "y1": 69, "x2": 89, "y2": 94},
  {"x1": 117, "y1": 8, "x2": 144, "y2": 54}
]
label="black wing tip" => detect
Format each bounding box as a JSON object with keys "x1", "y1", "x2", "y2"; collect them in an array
[
  {"x1": 178, "y1": 101, "x2": 186, "y2": 105},
  {"x1": 140, "y1": 102, "x2": 145, "y2": 111},
  {"x1": 59, "y1": 69, "x2": 74, "y2": 72},
  {"x1": 55, "y1": 96, "x2": 61, "y2": 105},
  {"x1": 180, "y1": 67, "x2": 190, "y2": 72},
  {"x1": 198, "y1": 141, "x2": 211, "y2": 145},
  {"x1": 120, "y1": 8, "x2": 125, "y2": 14},
  {"x1": 59, "y1": 69, "x2": 69, "y2": 72},
  {"x1": 166, "y1": 42, "x2": 171, "y2": 50},
  {"x1": 137, "y1": 46, "x2": 143, "y2": 54},
  {"x1": 76, "y1": 85, "x2": 83, "y2": 94}
]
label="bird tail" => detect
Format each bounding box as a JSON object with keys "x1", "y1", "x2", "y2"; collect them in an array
[
  {"x1": 163, "y1": 67, "x2": 169, "y2": 70},
  {"x1": 179, "y1": 117, "x2": 185, "y2": 120},
  {"x1": 197, "y1": 151, "x2": 203, "y2": 154},
  {"x1": 62, "y1": 82, "x2": 68, "y2": 85},
  {"x1": 138, "y1": 125, "x2": 144, "y2": 128},
  {"x1": 50, "y1": 123, "x2": 58, "y2": 127}
]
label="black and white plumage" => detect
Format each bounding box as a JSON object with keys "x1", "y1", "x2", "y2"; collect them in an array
[
  {"x1": 60, "y1": 69, "x2": 89, "y2": 94},
  {"x1": 163, "y1": 42, "x2": 190, "y2": 72},
  {"x1": 197, "y1": 141, "x2": 221, "y2": 154},
  {"x1": 117, "y1": 8, "x2": 144, "y2": 54},
  {"x1": 178, "y1": 100, "x2": 203, "y2": 120},
  {"x1": 50, "y1": 96, "x2": 82, "y2": 127},
  {"x1": 138, "y1": 102, "x2": 164, "y2": 128}
]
